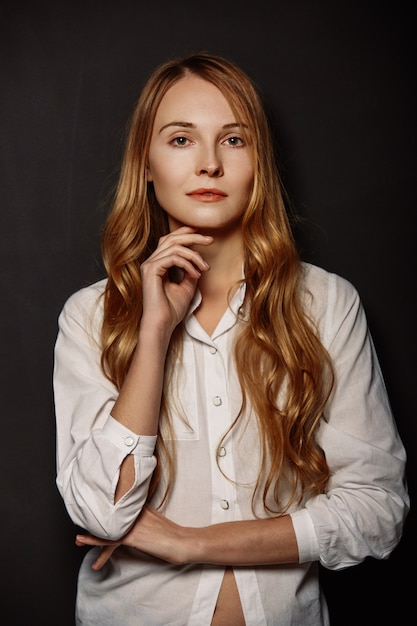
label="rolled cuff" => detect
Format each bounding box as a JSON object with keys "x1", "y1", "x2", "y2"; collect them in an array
[
  {"x1": 102, "y1": 415, "x2": 157, "y2": 456},
  {"x1": 290, "y1": 508, "x2": 320, "y2": 563}
]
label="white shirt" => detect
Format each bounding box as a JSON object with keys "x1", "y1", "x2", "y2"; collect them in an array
[{"x1": 53, "y1": 262, "x2": 409, "y2": 625}]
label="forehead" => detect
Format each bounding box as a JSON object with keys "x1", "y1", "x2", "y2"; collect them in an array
[{"x1": 154, "y1": 75, "x2": 235, "y2": 123}]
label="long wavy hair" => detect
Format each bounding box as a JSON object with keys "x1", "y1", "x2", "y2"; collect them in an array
[{"x1": 100, "y1": 52, "x2": 333, "y2": 513}]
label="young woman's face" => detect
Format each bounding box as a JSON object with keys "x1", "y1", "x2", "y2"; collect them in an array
[{"x1": 147, "y1": 75, "x2": 254, "y2": 234}]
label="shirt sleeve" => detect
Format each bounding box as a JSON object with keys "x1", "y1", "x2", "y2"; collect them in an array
[
  {"x1": 53, "y1": 282, "x2": 157, "y2": 540},
  {"x1": 292, "y1": 268, "x2": 409, "y2": 569}
]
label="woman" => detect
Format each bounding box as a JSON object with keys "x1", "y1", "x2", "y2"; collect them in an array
[{"x1": 54, "y1": 52, "x2": 409, "y2": 625}]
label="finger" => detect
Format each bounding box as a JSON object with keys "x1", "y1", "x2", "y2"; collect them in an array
[
  {"x1": 91, "y1": 545, "x2": 118, "y2": 571},
  {"x1": 157, "y1": 230, "x2": 213, "y2": 252},
  {"x1": 146, "y1": 247, "x2": 210, "y2": 275},
  {"x1": 75, "y1": 533, "x2": 114, "y2": 547}
]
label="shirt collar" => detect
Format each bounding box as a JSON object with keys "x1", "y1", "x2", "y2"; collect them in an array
[{"x1": 185, "y1": 281, "x2": 247, "y2": 341}]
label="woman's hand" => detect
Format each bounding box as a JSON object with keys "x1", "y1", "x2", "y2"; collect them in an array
[
  {"x1": 75, "y1": 505, "x2": 191, "y2": 571},
  {"x1": 140, "y1": 226, "x2": 213, "y2": 333},
  {"x1": 109, "y1": 226, "x2": 213, "y2": 441}
]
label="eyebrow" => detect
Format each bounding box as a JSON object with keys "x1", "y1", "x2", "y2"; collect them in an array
[{"x1": 158, "y1": 121, "x2": 248, "y2": 134}]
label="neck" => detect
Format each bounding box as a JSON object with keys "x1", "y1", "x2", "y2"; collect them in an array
[
  {"x1": 195, "y1": 229, "x2": 244, "y2": 296},
  {"x1": 192, "y1": 231, "x2": 244, "y2": 335}
]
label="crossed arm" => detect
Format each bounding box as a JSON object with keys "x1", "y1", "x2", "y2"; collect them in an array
[{"x1": 76, "y1": 504, "x2": 299, "y2": 570}]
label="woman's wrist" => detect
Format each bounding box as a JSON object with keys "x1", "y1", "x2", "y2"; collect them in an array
[
  {"x1": 167, "y1": 525, "x2": 201, "y2": 565},
  {"x1": 138, "y1": 318, "x2": 173, "y2": 354}
]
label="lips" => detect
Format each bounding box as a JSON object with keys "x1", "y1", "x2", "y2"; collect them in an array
[{"x1": 187, "y1": 188, "x2": 227, "y2": 202}]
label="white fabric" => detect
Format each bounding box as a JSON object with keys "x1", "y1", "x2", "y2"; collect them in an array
[{"x1": 53, "y1": 262, "x2": 409, "y2": 625}]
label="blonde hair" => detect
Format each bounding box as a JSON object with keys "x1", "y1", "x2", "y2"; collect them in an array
[{"x1": 100, "y1": 52, "x2": 333, "y2": 512}]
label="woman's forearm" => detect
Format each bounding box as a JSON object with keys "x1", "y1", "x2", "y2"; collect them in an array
[
  {"x1": 111, "y1": 323, "x2": 171, "y2": 436},
  {"x1": 111, "y1": 324, "x2": 171, "y2": 501},
  {"x1": 127, "y1": 507, "x2": 301, "y2": 567},
  {"x1": 187, "y1": 515, "x2": 299, "y2": 566},
  {"x1": 76, "y1": 506, "x2": 300, "y2": 569}
]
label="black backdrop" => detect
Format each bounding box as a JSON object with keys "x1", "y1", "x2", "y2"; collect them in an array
[{"x1": 1, "y1": 1, "x2": 415, "y2": 624}]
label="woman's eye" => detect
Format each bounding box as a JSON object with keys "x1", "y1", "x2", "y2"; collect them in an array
[
  {"x1": 171, "y1": 136, "x2": 189, "y2": 147},
  {"x1": 225, "y1": 136, "x2": 244, "y2": 147}
]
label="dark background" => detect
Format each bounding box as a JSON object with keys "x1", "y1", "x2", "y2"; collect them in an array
[{"x1": 1, "y1": 1, "x2": 415, "y2": 624}]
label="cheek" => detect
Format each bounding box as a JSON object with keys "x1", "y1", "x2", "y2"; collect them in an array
[
  {"x1": 148, "y1": 153, "x2": 184, "y2": 190},
  {"x1": 148, "y1": 167, "x2": 182, "y2": 212},
  {"x1": 239, "y1": 171, "x2": 254, "y2": 208},
  {"x1": 240, "y1": 164, "x2": 255, "y2": 195},
  {"x1": 148, "y1": 163, "x2": 169, "y2": 193},
  {"x1": 231, "y1": 154, "x2": 254, "y2": 185}
]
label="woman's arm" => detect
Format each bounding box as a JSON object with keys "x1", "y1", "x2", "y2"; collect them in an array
[
  {"x1": 76, "y1": 504, "x2": 300, "y2": 570},
  {"x1": 54, "y1": 227, "x2": 213, "y2": 535},
  {"x1": 111, "y1": 325, "x2": 173, "y2": 502},
  {"x1": 109, "y1": 228, "x2": 213, "y2": 499}
]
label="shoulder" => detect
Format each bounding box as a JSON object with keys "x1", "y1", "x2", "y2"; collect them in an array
[
  {"x1": 299, "y1": 263, "x2": 363, "y2": 340},
  {"x1": 62, "y1": 278, "x2": 107, "y2": 310},
  {"x1": 300, "y1": 262, "x2": 360, "y2": 304},
  {"x1": 58, "y1": 278, "x2": 107, "y2": 337}
]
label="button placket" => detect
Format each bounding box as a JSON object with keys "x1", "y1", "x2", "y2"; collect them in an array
[{"x1": 203, "y1": 338, "x2": 236, "y2": 521}]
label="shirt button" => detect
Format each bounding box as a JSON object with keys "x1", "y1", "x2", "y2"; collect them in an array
[
  {"x1": 124, "y1": 436, "x2": 135, "y2": 447},
  {"x1": 220, "y1": 499, "x2": 229, "y2": 510},
  {"x1": 218, "y1": 446, "x2": 227, "y2": 457},
  {"x1": 212, "y1": 396, "x2": 222, "y2": 406},
  {"x1": 209, "y1": 346, "x2": 217, "y2": 354}
]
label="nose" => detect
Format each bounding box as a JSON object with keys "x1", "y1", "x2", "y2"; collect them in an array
[
  {"x1": 198, "y1": 163, "x2": 223, "y2": 177},
  {"x1": 197, "y1": 147, "x2": 223, "y2": 177}
]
